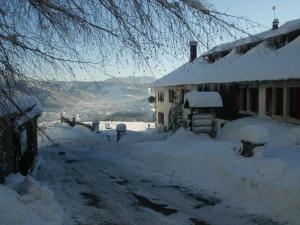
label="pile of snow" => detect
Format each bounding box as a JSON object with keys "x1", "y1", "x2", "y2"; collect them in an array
[
  {"x1": 239, "y1": 125, "x2": 270, "y2": 143},
  {"x1": 118, "y1": 118, "x2": 300, "y2": 225},
  {"x1": 0, "y1": 174, "x2": 62, "y2": 225},
  {"x1": 218, "y1": 117, "x2": 300, "y2": 147}
]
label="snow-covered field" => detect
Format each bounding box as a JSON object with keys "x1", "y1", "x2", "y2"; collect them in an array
[{"x1": 2, "y1": 117, "x2": 300, "y2": 225}]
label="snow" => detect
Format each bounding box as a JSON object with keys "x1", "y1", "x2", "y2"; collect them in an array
[
  {"x1": 239, "y1": 125, "x2": 270, "y2": 143},
  {"x1": 0, "y1": 95, "x2": 42, "y2": 118},
  {"x1": 16, "y1": 99, "x2": 43, "y2": 126},
  {"x1": 203, "y1": 18, "x2": 300, "y2": 55},
  {"x1": 0, "y1": 95, "x2": 43, "y2": 127},
  {"x1": 31, "y1": 117, "x2": 300, "y2": 225},
  {"x1": 154, "y1": 24, "x2": 300, "y2": 87},
  {"x1": 0, "y1": 173, "x2": 62, "y2": 225},
  {"x1": 184, "y1": 91, "x2": 223, "y2": 108},
  {"x1": 117, "y1": 120, "x2": 300, "y2": 225},
  {"x1": 218, "y1": 117, "x2": 300, "y2": 147}
]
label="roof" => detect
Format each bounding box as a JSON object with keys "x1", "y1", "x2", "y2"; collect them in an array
[
  {"x1": 184, "y1": 91, "x2": 223, "y2": 108},
  {"x1": 0, "y1": 95, "x2": 43, "y2": 122},
  {"x1": 203, "y1": 18, "x2": 300, "y2": 55},
  {"x1": 154, "y1": 18, "x2": 300, "y2": 87}
]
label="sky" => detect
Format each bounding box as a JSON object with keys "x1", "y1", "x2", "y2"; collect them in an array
[
  {"x1": 76, "y1": 0, "x2": 300, "y2": 82},
  {"x1": 209, "y1": 0, "x2": 300, "y2": 27}
]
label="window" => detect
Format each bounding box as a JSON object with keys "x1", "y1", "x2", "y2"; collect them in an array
[
  {"x1": 249, "y1": 88, "x2": 258, "y2": 113},
  {"x1": 180, "y1": 89, "x2": 190, "y2": 104},
  {"x1": 204, "y1": 85, "x2": 210, "y2": 91},
  {"x1": 158, "y1": 112, "x2": 164, "y2": 125},
  {"x1": 238, "y1": 42, "x2": 259, "y2": 55},
  {"x1": 265, "y1": 88, "x2": 273, "y2": 115},
  {"x1": 240, "y1": 88, "x2": 247, "y2": 111},
  {"x1": 289, "y1": 87, "x2": 300, "y2": 119},
  {"x1": 198, "y1": 85, "x2": 210, "y2": 92},
  {"x1": 197, "y1": 85, "x2": 203, "y2": 92},
  {"x1": 275, "y1": 88, "x2": 283, "y2": 116},
  {"x1": 169, "y1": 89, "x2": 175, "y2": 103},
  {"x1": 158, "y1": 91, "x2": 164, "y2": 102}
]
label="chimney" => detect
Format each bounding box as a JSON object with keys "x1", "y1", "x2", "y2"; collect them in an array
[
  {"x1": 189, "y1": 41, "x2": 197, "y2": 62},
  {"x1": 272, "y1": 18, "x2": 279, "y2": 30}
]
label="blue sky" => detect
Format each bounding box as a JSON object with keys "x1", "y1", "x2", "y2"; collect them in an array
[
  {"x1": 209, "y1": 0, "x2": 300, "y2": 27},
  {"x1": 76, "y1": 0, "x2": 300, "y2": 81}
]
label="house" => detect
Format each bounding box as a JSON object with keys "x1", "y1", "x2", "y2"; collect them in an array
[
  {"x1": 152, "y1": 18, "x2": 300, "y2": 131},
  {"x1": 0, "y1": 94, "x2": 42, "y2": 181}
]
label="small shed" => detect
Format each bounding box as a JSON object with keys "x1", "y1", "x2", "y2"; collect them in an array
[
  {"x1": 184, "y1": 91, "x2": 223, "y2": 137},
  {"x1": 0, "y1": 95, "x2": 42, "y2": 181}
]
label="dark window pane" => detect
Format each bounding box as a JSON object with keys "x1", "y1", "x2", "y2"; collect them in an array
[
  {"x1": 249, "y1": 88, "x2": 258, "y2": 113},
  {"x1": 158, "y1": 112, "x2": 164, "y2": 125},
  {"x1": 242, "y1": 88, "x2": 247, "y2": 111},
  {"x1": 169, "y1": 90, "x2": 174, "y2": 103},
  {"x1": 276, "y1": 88, "x2": 283, "y2": 116},
  {"x1": 266, "y1": 88, "x2": 272, "y2": 115},
  {"x1": 289, "y1": 87, "x2": 300, "y2": 119}
]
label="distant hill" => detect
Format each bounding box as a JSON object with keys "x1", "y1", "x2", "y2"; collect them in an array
[
  {"x1": 103, "y1": 76, "x2": 156, "y2": 86},
  {"x1": 19, "y1": 77, "x2": 156, "y2": 122},
  {"x1": 0, "y1": 76, "x2": 155, "y2": 122}
]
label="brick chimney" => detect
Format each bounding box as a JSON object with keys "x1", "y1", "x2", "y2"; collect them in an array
[
  {"x1": 189, "y1": 41, "x2": 197, "y2": 62},
  {"x1": 272, "y1": 18, "x2": 279, "y2": 30}
]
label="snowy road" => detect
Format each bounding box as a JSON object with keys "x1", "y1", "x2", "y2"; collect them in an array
[
  {"x1": 33, "y1": 122, "x2": 287, "y2": 225},
  {"x1": 36, "y1": 150, "x2": 280, "y2": 225}
]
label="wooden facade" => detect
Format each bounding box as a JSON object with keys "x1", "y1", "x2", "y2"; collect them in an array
[{"x1": 0, "y1": 98, "x2": 41, "y2": 181}]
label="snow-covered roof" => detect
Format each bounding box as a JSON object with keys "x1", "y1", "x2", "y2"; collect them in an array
[
  {"x1": 203, "y1": 18, "x2": 300, "y2": 55},
  {"x1": 154, "y1": 18, "x2": 300, "y2": 87},
  {"x1": 184, "y1": 91, "x2": 223, "y2": 108},
  {"x1": 0, "y1": 95, "x2": 43, "y2": 121},
  {"x1": 154, "y1": 35, "x2": 300, "y2": 87}
]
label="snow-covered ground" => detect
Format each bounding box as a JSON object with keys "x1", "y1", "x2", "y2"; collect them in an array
[
  {"x1": 2, "y1": 117, "x2": 300, "y2": 225},
  {"x1": 118, "y1": 118, "x2": 300, "y2": 225},
  {"x1": 0, "y1": 174, "x2": 62, "y2": 225}
]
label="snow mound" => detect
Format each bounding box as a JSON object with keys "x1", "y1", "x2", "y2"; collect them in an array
[
  {"x1": 120, "y1": 118, "x2": 300, "y2": 224},
  {"x1": 166, "y1": 127, "x2": 201, "y2": 143},
  {"x1": 239, "y1": 125, "x2": 270, "y2": 143},
  {"x1": 218, "y1": 117, "x2": 300, "y2": 147},
  {"x1": 1, "y1": 174, "x2": 63, "y2": 225}
]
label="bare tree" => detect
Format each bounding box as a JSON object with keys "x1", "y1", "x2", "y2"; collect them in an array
[
  {"x1": 0, "y1": 1, "x2": 264, "y2": 177},
  {"x1": 0, "y1": 0, "x2": 262, "y2": 90}
]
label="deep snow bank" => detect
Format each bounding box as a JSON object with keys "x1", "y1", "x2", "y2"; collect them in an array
[
  {"x1": 218, "y1": 117, "x2": 300, "y2": 147},
  {"x1": 123, "y1": 119, "x2": 300, "y2": 225},
  {"x1": 0, "y1": 174, "x2": 63, "y2": 225}
]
